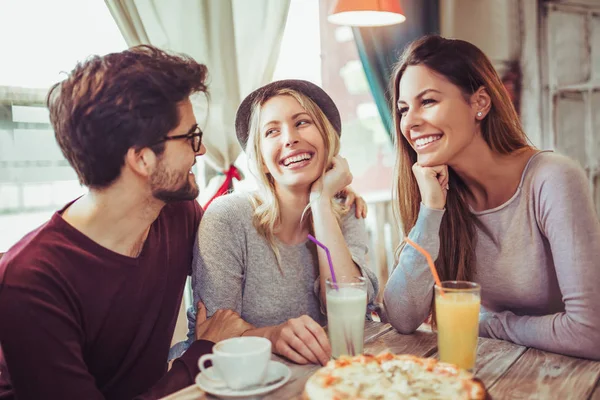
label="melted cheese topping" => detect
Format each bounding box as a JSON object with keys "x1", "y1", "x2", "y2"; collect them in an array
[{"x1": 305, "y1": 353, "x2": 484, "y2": 400}]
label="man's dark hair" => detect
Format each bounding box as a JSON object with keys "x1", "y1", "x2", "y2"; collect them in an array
[{"x1": 47, "y1": 45, "x2": 209, "y2": 188}]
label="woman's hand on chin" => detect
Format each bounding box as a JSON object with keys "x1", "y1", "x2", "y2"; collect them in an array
[
  {"x1": 310, "y1": 155, "x2": 353, "y2": 202},
  {"x1": 412, "y1": 163, "x2": 449, "y2": 210},
  {"x1": 266, "y1": 315, "x2": 331, "y2": 365}
]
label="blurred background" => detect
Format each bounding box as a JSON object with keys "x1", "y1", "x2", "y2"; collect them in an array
[{"x1": 1, "y1": 0, "x2": 599, "y2": 294}]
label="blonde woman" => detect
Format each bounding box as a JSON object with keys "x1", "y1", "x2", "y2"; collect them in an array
[
  {"x1": 186, "y1": 80, "x2": 378, "y2": 365},
  {"x1": 384, "y1": 35, "x2": 600, "y2": 360}
]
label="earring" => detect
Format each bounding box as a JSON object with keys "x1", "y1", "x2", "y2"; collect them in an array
[{"x1": 477, "y1": 112, "x2": 483, "y2": 117}]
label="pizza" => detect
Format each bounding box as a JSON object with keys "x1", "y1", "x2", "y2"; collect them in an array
[{"x1": 304, "y1": 353, "x2": 487, "y2": 400}]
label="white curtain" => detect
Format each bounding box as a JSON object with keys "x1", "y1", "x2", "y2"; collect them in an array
[{"x1": 105, "y1": 0, "x2": 290, "y2": 206}]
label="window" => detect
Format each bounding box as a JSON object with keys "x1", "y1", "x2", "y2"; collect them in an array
[
  {"x1": 234, "y1": 0, "x2": 394, "y2": 200},
  {"x1": 0, "y1": 0, "x2": 127, "y2": 251},
  {"x1": 318, "y1": 2, "x2": 394, "y2": 200},
  {"x1": 234, "y1": 0, "x2": 323, "y2": 192},
  {"x1": 541, "y1": 0, "x2": 600, "y2": 215}
]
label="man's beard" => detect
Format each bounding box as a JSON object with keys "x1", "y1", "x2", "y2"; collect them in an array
[{"x1": 150, "y1": 163, "x2": 199, "y2": 203}]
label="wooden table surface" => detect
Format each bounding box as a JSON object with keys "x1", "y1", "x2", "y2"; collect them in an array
[{"x1": 162, "y1": 321, "x2": 600, "y2": 399}]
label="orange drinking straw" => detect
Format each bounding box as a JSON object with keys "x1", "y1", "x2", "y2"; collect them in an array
[{"x1": 404, "y1": 237, "x2": 445, "y2": 296}]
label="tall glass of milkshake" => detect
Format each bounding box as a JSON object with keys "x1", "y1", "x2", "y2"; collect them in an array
[{"x1": 326, "y1": 276, "x2": 368, "y2": 359}]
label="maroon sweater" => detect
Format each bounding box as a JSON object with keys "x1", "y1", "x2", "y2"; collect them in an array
[{"x1": 0, "y1": 200, "x2": 212, "y2": 399}]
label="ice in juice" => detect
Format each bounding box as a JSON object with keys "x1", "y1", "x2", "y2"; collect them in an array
[
  {"x1": 435, "y1": 290, "x2": 480, "y2": 370},
  {"x1": 326, "y1": 286, "x2": 367, "y2": 358}
]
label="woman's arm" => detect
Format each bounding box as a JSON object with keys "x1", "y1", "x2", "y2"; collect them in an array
[
  {"x1": 310, "y1": 156, "x2": 362, "y2": 305},
  {"x1": 383, "y1": 204, "x2": 445, "y2": 333},
  {"x1": 334, "y1": 204, "x2": 378, "y2": 303},
  {"x1": 479, "y1": 156, "x2": 600, "y2": 360},
  {"x1": 187, "y1": 197, "x2": 247, "y2": 340},
  {"x1": 384, "y1": 163, "x2": 448, "y2": 334},
  {"x1": 312, "y1": 197, "x2": 361, "y2": 305}
]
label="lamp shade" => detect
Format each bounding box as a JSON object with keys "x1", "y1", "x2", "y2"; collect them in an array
[{"x1": 328, "y1": 0, "x2": 406, "y2": 27}]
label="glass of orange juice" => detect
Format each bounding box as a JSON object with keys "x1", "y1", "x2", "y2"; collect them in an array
[{"x1": 434, "y1": 281, "x2": 481, "y2": 371}]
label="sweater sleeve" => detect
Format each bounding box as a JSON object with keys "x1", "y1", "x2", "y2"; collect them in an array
[
  {"x1": 0, "y1": 284, "x2": 214, "y2": 400},
  {"x1": 187, "y1": 196, "x2": 246, "y2": 339},
  {"x1": 311, "y1": 205, "x2": 379, "y2": 310},
  {"x1": 341, "y1": 206, "x2": 379, "y2": 304},
  {"x1": 383, "y1": 204, "x2": 445, "y2": 334},
  {"x1": 480, "y1": 157, "x2": 600, "y2": 360},
  {"x1": 133, "y1": 340, "x2": 214, "y2": 399}
]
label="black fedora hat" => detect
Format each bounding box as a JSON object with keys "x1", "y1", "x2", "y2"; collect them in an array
[{"x1": 234, "y1": 79, "x2": 342, "y2": 150}]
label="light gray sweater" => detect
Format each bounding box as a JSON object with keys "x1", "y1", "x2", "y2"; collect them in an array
[
  {"x1": 188, "y1": 192, "x2": 378, "y2": 332},
  {"x1": 384, "y1": 151, "x2": 600, "y2": 360}
]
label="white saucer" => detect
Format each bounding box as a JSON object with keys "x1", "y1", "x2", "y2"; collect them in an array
[{"x1": 195, "y1": 360, "x2": 291, "y2": 399}]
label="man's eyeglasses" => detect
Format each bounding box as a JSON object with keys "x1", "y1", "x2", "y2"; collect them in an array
[{"x1": 153, "y1": 125, "x2": 203, "y2": 152}]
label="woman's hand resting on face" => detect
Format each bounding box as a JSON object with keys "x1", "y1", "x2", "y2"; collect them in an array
[
  {"x1": 310, "y1": 155, "x2": 368, "y2": 218},
  {"x1": 412, "y1": 163, "x2": 449, "y2": 210},
  {"x1": 310, "y1": 155, "x2": 353, "y2": 203}
]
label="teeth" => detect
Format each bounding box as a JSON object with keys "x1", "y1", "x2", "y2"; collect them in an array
[
  {"x1": 283, "y1": 153, "x2": 312, "y2": 166},
  {"x1": 415, "y1": 135, "x2": 441, "y2": 147}
]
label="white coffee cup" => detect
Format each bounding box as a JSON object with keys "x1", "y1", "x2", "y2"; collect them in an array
[{"x1": 198, "y1": 336, "x2": 271, "y2": 390}]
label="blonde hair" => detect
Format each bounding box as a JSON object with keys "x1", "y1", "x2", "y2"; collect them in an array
[{"x1": 246, "y1": 88, "x2": 348, "y2": 270}]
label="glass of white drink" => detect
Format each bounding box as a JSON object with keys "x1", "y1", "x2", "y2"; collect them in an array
[{"x1": 326, "y1": 276, "x2": 368, "y2": 359}]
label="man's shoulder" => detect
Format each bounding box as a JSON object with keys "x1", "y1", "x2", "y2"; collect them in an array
[
  {"x1": 0, "y1": 215, "x2": 69, "y2": 287},
  {"x1": 161, "y1": 200, "x2": 203, "y2": 230},
  {"x1": 161, "y1": 199, "x2": 202, "y2": 218}
]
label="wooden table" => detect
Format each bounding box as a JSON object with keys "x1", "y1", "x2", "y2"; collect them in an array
[{"x1": 162, "y1": 321, "x2": 600, "y2": 399}]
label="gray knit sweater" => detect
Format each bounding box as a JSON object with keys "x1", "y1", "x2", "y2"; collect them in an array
[
  {"x1": 186, "y1": 192, "x2": 378, "y2": 340},
  {"x1": 383, "y1": 151, "x2": 600, "y2": 360}
]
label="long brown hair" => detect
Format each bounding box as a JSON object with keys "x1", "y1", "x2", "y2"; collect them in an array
[{"x1": 391, "y1": 35, "x2": 529, "y2": 283}]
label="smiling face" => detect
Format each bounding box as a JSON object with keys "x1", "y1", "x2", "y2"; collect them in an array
[
  {"x1": 397, "y1": 65, "x2": 480, "y2": 167},
  {"x1": 150, "y1": 99, "x2": 206, "y2": 202},
  {"x1": 256, "y1": 94, "x2": 327, "y2": 191}
]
